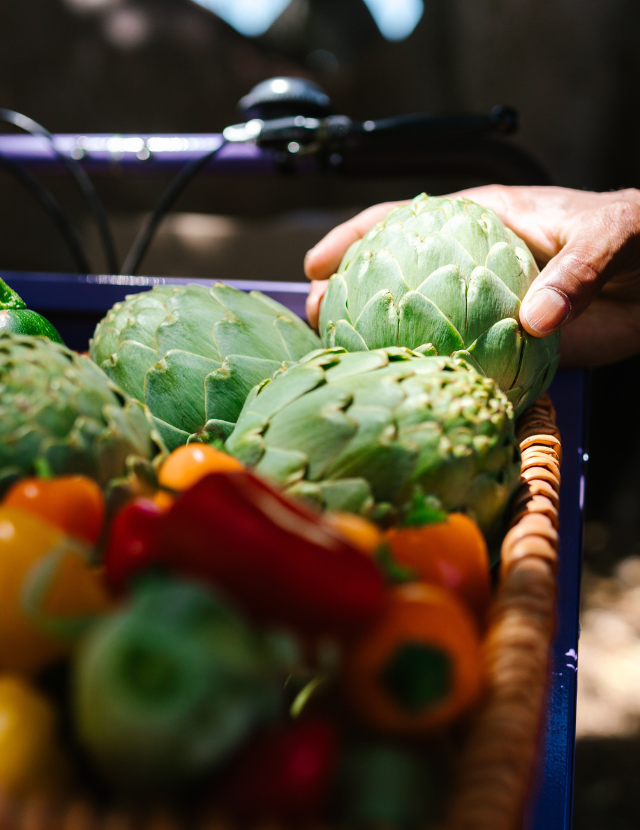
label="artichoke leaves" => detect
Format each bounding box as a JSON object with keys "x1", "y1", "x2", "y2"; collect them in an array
[
  {"x1": 0, "y1": 333, "x2": 160, "y2": 495},
  {"x1": 227, "y1": 347, "x2": 521, "y2": 541},
  {"x1": 90, "y1": 282, "x2": 321, "y2": 451},
  {"x1": 319, "y1": 194, "x2": 560, "y2": 416}
]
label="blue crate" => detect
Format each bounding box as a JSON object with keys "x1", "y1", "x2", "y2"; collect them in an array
[{"x1": 0, "y1": 269, "x2": 585, "y2": 830}]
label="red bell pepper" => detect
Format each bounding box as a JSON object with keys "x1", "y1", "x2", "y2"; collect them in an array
[
  {"x1": 157, "y1": 471, "x2": 385, "y2": 634},
  {"x1": 103, "y1": 498, "x2": 163, "y2": 595},
  {"x1": 217, "y1": 719, "x2": 339, "y2": 821}
]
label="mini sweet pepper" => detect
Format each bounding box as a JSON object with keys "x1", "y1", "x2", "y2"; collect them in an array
[
  {"x1": 104, "y1": 470, "x2": 385, "y2": 635},
  {"x1": 0, "y1": 507, "x2": 112, "y2": 674},
  {"x1": 0, "y1": 277, "x2": 63, "y2": 343},
  {"x1": 218, "y1": 719, "x2": 339, "y2": 821},
  {"x1": 0, "y1": 675, "x2": 69, "y2": 797}
]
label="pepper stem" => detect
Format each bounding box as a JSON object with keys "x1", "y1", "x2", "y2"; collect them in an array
[
  {"x1": 381, "y1": 643, "x2": 451, "y2": 712},
  {"x1": 0, "y1": 278, "x2": 27, "y2": 311}
]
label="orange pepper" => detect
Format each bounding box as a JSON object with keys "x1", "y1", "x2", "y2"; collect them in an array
[
  {"x1": 324, "y1": 512, "x2": 382, "y2": 555},
  {"x1": 4, "y1": 476, "x2": 105, "y2": 545},
  {"x1": 0, "y1": 507, "x2": 113, "y2": 674},
  {"x1": 158, "y1": 444, "x2": 244, "y2": 492},
  {"x1": 344, "y1": 583, "x2": 483, "y2": 734},
  {"x1": 383, "y1": 514, "x2": 490, "y2": 622},
  {"x1": 152, "y1": 490, "x2": 176, "y2": 512}
]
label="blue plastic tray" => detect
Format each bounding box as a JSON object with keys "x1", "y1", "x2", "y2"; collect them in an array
[{"x1": 1, "y1": 270, "x2": 586, "y2": 830}]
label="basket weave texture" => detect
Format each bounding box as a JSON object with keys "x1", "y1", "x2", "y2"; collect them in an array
[
  {"x1": 441, "y1": 393, "x2": 560, "y2": 830},
  {"x1": 0, "y1": 396, "x2": 562, "y2": 830}
]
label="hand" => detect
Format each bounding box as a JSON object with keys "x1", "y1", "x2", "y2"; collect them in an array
[{"x1": 304, "y1": 186, "x2": 640, "y2": 367}]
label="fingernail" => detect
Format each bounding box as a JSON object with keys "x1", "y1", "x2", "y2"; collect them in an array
[{"x1": 521, "y1": 288, "x2": 570, "y2": 334}]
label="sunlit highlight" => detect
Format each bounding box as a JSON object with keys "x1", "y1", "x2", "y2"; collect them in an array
[{"x1": 363, "y1": 0, "x2": 424, "y2": 41}]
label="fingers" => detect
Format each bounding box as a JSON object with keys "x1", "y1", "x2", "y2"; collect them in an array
[
  {"x1": 520, "y1": 286, "x2": 570, "y2": 335},
  {"x1": 306, "y1": 280, "x2": 328, "y2": 330},
  {"x1": 520, "y1": 200, "x2": 640, "y2": 336},
  {"x1": 304, "y1": 201, "x2": 404, "y2": 281}
]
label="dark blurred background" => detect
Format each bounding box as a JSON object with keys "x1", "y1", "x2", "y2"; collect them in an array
[
  {"x1": 4, "y1": 0, "x2": 640, "y2": 278},
  {"x1": 2, "y1": 2, "x2": 640, "y2": 826}
]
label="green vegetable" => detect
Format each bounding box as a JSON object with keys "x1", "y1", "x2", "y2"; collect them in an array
[
  {"x1": 0, "y1": 333, "x2": 160, "y2": 495},
  {"x1": 338, "y1": 741, "x2": 437, "y2": 828},
  {"x1": 226, "y1": 347, "x2": 520, "y2": 538},
  {"x1": 0, "y1": 278, "x2": 63, "y2": 343},
  {"x1": 89, "y1": 282, "x2": 321, "y2": 451},
  {"x1": 319, "y1": 194, "x2": 560, "y2": 416},
  {"x1": 74, "y1": 578, "x2": 283, "y2": 792}
]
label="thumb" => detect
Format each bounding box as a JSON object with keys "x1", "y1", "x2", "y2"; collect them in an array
[{"x1": 520, "y1": 200, "x2": 640, "y2": 335}]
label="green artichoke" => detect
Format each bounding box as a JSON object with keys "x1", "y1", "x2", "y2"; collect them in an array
[
  {"x1": 226, "y1": 347, "x2": 521, "y2": 538},
  {"x1": 0, "y1": 333, "x2": 159, "y2": 494},
  {"x1": 90, "y1": 282, "x2": 321, "y2": 451},
  {"x1": 320, "y1": 194, "x2": 560, "y2": 416}
]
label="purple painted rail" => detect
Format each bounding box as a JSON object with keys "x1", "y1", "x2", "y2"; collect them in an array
[{"x1": 0, "y1": 133, "x2": 279, "y2": 173}]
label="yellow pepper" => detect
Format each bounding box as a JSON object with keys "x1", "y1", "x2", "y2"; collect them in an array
[
  {"x1": 0, "y1": 676, "x2": 69, "y2": 797},
  {"x1": 0, "y1": 507, "x2": 113, "y2": 674}
]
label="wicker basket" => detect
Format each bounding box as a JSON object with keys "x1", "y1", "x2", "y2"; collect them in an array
[
  {"x1": 0, "y1": 395, "x2": 562, "y2": 830},
  {"x1": 441, "y1": 393, "x2": 560, "y2": 830}
]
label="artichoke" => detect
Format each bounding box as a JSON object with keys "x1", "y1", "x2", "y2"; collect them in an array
[
  {"x1": 0, "y1": 333, "x2": 159, "y2": 494},
  {"x1": 319, "y1": 194, "x2": 560, "y2": 416},
  {"x1": 226, "y1": 347, "x2": 521, "y2": 538},
  {"x1": 90, "y1": 282, "x2": 321, "y2": 451}
]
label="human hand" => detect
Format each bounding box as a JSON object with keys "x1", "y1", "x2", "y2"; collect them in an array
[{"x1": 304, "y1": 186, "x2": 640, "y2": 367}]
